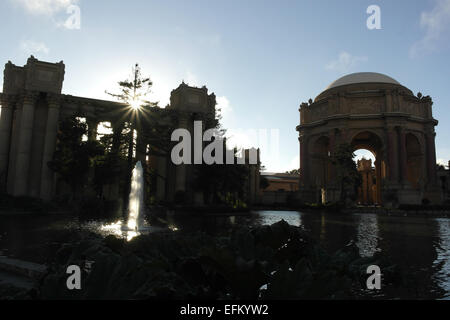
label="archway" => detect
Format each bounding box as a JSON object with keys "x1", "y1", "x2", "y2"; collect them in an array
[
  {"x1": 354, "y1": 149, "x2": 377, "y2": 205},
  {"x1": 351, "y1": 131, "x2": 385, "y2": 205}
]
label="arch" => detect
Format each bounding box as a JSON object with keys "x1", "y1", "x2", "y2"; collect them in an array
[
  {"x1": 350, "y1": 131, "x2": 386, "y2": 205},
  {"x1": 349, "y1": 130, "x2": 383, "y2": 156}
]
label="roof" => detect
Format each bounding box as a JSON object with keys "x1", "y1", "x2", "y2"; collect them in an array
[
  {"x1": 324, "y1": 72, "x2": 401, "y2": 91},
  {"x1": 262, "y1": 173, "x2": 299, "y2": 181}
]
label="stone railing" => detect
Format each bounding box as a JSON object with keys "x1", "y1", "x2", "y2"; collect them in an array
[{"x1": 300, "y1": 92, "x2": 432, "y2": 125}]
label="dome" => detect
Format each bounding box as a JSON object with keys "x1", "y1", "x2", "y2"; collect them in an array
[
  {"x1": 314, "y1": 72, "x2": 404, "y2": 101},
  {"x1": 325, "y1": 72, "x2": 400, "y2": 90}
]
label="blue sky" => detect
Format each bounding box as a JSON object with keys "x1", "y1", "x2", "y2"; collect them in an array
[{"x1": 0, "y1": 0, "x2": 450, "y2": 172}]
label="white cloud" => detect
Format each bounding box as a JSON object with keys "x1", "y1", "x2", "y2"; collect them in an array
[
  {"x1": 12, "y1": 0, "x2": 78, "y2": 15},
  {"x1": 325, "y1": 51, "x2": 368, "y2": 73},
  {"x1": 410, "y1": 0, "x2": 450, "y2": 58},
  {"x1": 148, "y1": 80, "x2": 171, "y2": 108},
  {"x1": 225, "y1": 129, "x2": 256, "y2": 151},
  {"x1": 224, "y1": 127, "x2": 280, "y2": 171},
  {"x1": 289, "y1": 155, "x2": 300, "y2": 170},
  {"x1": 216, "y1": 96, "x2": 232, "y2": 124},
  {"x1": 184, "y1": 71, "x2": 199, "y2": 87},
  {"x1": 437, "y1": 158, "x2": 448, "y2": 167},
  {"x1": 20, "y1": 40, "x2": 50, "y2": 55},
  {"x1": 12, "y1": 0, "x2": 80, "y2": 29},
  {"x1": 262, "y1": 154, "x2": 299, "y2": 174}
]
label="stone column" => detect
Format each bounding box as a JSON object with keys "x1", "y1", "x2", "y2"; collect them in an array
[
  {"x1": 338, "y1": 93, "x2": 346, "y2": 114},
  {"x1": 375, "y1": 158, "x2": 382, "y2": 204},
  {"x1": 328, "y1": 129, "x2": 336, "y2": 181},
  {"x1": 87, "y1": 119, "x2": 98, "y2": 142},
  {"x1": 299, "y1": 135, "x2": 309, "y2": 187},
  {"x1": 40, "y1": 94, "x2": 61, "y2": 201},
  {"x1": 339, "y1": 128, "x2": 348, "y2": 145},
  {"x1": 387, "y1": 127, "x2": 398, "y2": 183},
  {"x1": 14, "y1": 91, "x2": 38, "y2": 196},
  {"x1": 0, "y1": 95, "x2": 15, "y2": 191},
  {"x1": 385, "y1": 90, "x2": 393, "y2": 113},
  {"x1": 368, "y1": 170, "x2": 374, "y2": 204},
  {"x1": 426, "y1": 131, "x2": 437, "y2": 186},
  {"x1": 7, "y1": 105, "x2": 22, "y2": 194},
  {"x1": 175, "y1": 114, "x2": 189, "y2": 192},
  {"x1": 397, "y1": 127, "x2": 408, "y2": 185}
]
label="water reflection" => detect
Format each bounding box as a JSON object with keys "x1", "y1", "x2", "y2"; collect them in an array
[
  {"x1": 300, "y1": 212, "x2": 358, "y2": 253},
  {"x1": 0, "y1": 210, "x2": 449, "y2": 299},
  {"x1": 256, "y1": 210, "x2": 301, "y2": 227},
  {"x1": 319, "y1": 215, "x2": 326, "y2": 242},
  {"x1": 356, "y1": 214, "x2": 380, "y2": 257},
  {"x1": 434, "y1": 218, "x2": 450, "y2": 299},
  {"x1": 100, "y1": 220, "x2": 139, "y2": 241}
]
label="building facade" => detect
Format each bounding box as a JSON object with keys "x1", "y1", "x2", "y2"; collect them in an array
[
  {"x1": 258, "y1": 173, "x2": 299, "y2": 205},
  {"x1": 296, "y1": 72, "x2": 441, "y2": 206},
  {"x1": 0, "y1": 57, "x2": 260, "y2": 205}
]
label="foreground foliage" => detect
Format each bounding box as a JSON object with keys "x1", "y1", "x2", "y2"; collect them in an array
[{"x1": 38, "y1": 220, "x2": 402, "y2": 300}]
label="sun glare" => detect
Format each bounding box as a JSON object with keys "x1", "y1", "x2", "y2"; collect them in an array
[{"x1": 129, "y1": 99, "x2": 141, "y2": 110}]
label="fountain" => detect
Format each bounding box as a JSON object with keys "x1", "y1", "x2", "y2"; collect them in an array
[
  {"x1": 126, "y1": 161, "x2": 144, "y2": 231},
  {"x1": 100, "y1": 160, "x2": 167, "y2": 240}
]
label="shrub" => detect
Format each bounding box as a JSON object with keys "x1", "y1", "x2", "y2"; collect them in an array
[{"x1": 174, "y1": 191, "x2": 187, "y2": 205}]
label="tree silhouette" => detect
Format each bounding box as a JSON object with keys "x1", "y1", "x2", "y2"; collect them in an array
[
  {"x1": 105, "y1": 64, "x2": 159, "y2": 210},
  {"x1": 48, "y1": 116, "x2": 104, "y2": 201},
  {"x1": 331, "y1": 143, "x2": 361, "y2": 203}
]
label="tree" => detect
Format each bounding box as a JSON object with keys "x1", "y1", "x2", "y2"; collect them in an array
[
  {"x1": 48, "y1": 116, "x2": 104, "y2": 200},
  {"x1": 331, "y1": 143, "x2": 361, "y2": 203},
  {"x1": 105, "y1": 64, "x2": 159, "y2": 209},
  {"x1": 285, "y1": 169, "x2": 300, "y2": 175},
  {"x1": 193, "y1": 143, "x2": 250, "y2": 206},
  {"x1": 260, "y1": 175, "x2": 270, "y2": 190},
  {"x1": 105, "y1": 63, "x2": 157, "y2": 108}
]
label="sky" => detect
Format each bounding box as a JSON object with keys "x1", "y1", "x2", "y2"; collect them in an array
[{"x1": 0, "y1": 0, "x2": 450, "y2": 172}]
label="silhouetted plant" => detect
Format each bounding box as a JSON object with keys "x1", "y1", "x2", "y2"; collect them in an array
[
  {"x1": 37, "y1": 220, "x2": 403, "y2": 300},
  {"x1": 48, "y1": 116, "x2": 104, "y2": 201},
  {"x1": 331, "y1": 143, "x2": 361, "y2": 204}
]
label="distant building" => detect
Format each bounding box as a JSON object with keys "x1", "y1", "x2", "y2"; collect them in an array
[
  {"x1": 437, "y1": 161, "x2": 450, "y2": 204},
  {"x1": 262, "y1": 173, "x2": 299, "y2": 192},
  {"x1": 259, "y1": 172, "x2": 299, "y2": 205}
]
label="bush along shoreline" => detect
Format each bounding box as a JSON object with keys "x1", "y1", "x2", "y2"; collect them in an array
[{"x1": 32, "y1": 220, "x2": 414, "y2": 300}]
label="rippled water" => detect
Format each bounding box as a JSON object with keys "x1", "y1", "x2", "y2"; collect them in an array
[
  {"x1": 254, "y1": 211, "x2": 450, "y2": 299},
  {"x1": 0, "y1": 210, "x2": 448, "y2": 299}
]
